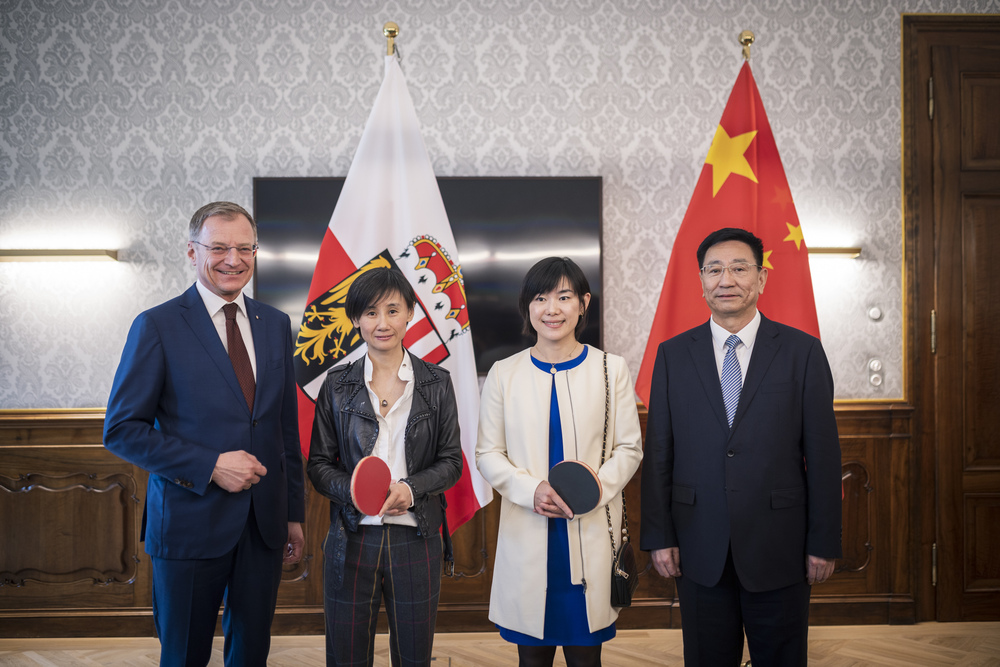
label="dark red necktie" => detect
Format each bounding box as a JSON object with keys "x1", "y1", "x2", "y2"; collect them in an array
[{"x1": 223, "y1": 303, "x2": 255, "y2": 412}]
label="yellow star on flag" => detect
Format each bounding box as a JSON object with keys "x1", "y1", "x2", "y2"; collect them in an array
[
  {"x1": 705, "y1": 125, "x2": 758, "y2": 196},
  {"x1": 783, "y1": 222, "x2": 804, "y2": 250},
  {"x1": 762, "y1": 250, "x2": 774, "y2": 270}
]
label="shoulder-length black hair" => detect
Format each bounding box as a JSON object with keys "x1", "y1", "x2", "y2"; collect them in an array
[{"x1": 517, "y1": 257, "x2": 591, "y2": 339}]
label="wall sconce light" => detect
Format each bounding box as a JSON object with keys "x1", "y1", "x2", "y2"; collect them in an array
[
  {"x1": 807, "y1": 247, "x2": 862, "y2": 259},
  {"x1": 0, "y1": 249, "x2": 119, "y2": 262}
]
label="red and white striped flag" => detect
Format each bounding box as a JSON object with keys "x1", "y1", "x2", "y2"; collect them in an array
[{"x1": 294, "y1": 55, "x2": 492, "y2": 532}]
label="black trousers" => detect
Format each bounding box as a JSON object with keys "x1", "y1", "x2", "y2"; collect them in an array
[{"x1": 676, "y1": 548, "x2": 811, "y2": 667}]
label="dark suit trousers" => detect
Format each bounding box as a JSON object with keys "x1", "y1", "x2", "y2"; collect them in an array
[
  {"x1": 324, "y1": 523, "x2": 442, "y2": 667},
  {"x1": 150, "y1": 502, "x2": 284, "y2": 667},
  {"x1": 676, "y1": 548, "x2": 810, "y2": 667}
]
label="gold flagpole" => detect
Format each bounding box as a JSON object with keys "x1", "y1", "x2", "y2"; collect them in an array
[
  {"x1": 384, "y1": 21, "x2": 399, "y2": 56},
  {"x1": 739, "y1": 30, "x2": 755, "y2": 60}
]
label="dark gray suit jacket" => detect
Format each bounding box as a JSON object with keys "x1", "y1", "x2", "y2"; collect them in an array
[{"x1": 639, "y1": 314, "x2": 842, "y2": 592}]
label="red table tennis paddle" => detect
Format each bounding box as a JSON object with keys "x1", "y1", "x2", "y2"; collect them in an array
[
  {"x1": 351, "y1": 456, "x2": 392, "y2": 516},
  {"x1": 548, "y1": 460, "x2": 602, "y2": 516}
]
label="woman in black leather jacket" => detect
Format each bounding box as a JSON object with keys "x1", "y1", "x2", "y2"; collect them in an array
[{"x1": 307, "y1": 267, "x2": 463, "y2": 667}]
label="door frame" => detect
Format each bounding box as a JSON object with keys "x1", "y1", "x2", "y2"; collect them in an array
[{"x1": 902, "y1": 13, "x2": 1000, "y2": 623}]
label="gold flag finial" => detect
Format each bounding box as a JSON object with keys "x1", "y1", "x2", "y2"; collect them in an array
[
  {"x1": 384, "y1": 22, "x2": 399, "y2": 56},
  {"x1": 739, "y1": 30, "x2": 755, "y2": 60}
]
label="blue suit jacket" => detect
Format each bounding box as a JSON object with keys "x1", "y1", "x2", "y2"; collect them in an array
[
  {"x1": 104, "y1": 283, "x2": 305, "y2": 560},
  {"x1": 639, "y1": 314, "x2": 842, "y2": 592}
]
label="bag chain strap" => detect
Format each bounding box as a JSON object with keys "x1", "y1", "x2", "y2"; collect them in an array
[{"x1": 600, "y1": 353, "x2": 631, "y2": 577}]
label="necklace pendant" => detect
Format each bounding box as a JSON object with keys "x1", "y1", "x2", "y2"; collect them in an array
[
  {"x1": 381, "y1": 399, "x2": 388, "y2": 407},
  {"x1": 550, "y1": 366, "x2": 557, "y2": 374}
]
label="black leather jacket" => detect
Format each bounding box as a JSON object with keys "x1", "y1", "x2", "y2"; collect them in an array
[{"x1": 307, "y1": 353, "x2": 463, "y2": 589}]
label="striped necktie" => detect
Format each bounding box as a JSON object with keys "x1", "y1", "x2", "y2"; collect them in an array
[{"x1": 721, "y1": 334, "x2": 742, "y2": 428}]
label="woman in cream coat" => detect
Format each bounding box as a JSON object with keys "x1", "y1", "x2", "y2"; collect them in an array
[{"x1": 476, "y1": 257, "x2": 643, "y2": 667}]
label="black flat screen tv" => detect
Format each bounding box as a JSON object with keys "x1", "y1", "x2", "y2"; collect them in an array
[{"x1": 253, "y1": 176, "x2": 602, "y2": 373}]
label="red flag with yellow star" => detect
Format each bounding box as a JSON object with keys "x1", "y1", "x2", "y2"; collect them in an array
[{"x1": 635, "y1": 61, "x2": 820, "y2": 405}]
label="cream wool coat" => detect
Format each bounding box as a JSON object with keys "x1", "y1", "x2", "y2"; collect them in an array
[{"x1": 476, "y1": 346, "x2": 643, "y2": 639}]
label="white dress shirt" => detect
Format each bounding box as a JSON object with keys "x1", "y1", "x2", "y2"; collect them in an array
[
  {"x1": 709, "y1": 309, "x2": 762, "y2": 388},
  {"x1": 195, "y1": 281, "x2": 257, "y2": 379},
  {"x1": 360, "y1": 351, "x2": 417, "y2": 527}
]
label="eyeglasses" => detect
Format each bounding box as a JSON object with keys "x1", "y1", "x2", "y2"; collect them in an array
[
  {"x1": 191, "y1": 241, "x2": 258, "y2": 258},
  {"x1": 699, "y1": 262, "x2": 761, "y2": 279}
]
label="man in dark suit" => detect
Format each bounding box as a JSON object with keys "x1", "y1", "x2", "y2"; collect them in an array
[
  {"x1": 104, "y1": 201, "x2": 305, "y2": 667},
  {"x1": 640, "y1": 227, "x2": 841, "y2": 666}
]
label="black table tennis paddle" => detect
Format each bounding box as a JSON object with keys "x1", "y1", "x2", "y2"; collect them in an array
[{"x1": 549, "y1": 460, "x2": 602, "y2": 516}]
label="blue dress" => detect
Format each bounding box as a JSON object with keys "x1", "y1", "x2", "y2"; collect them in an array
[{"x1": 498, "y1": 346, "x2": 616, "y2": 646}]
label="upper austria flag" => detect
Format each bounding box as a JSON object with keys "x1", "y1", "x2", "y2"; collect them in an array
[
  {"x1": 635, "y1": 61, "x2": 821, "y2": 406},
  {"x1": 294, "y1": 55, "x2": 492, "y2": 532}
]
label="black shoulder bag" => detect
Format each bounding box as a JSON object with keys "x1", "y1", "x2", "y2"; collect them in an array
[{"x1": 601, "y1": 352, "x2": 639, "y2": 608}]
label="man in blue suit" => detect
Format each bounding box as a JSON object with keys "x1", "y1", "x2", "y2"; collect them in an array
[
  {"x1": 105, "y1": 201, "x2": 305, "y2": 667},
  {"x1": 640, "y1": 228, "x2": 841, "y2": 666}
]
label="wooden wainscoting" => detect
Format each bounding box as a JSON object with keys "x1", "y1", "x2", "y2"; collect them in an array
[
  {"x1": 0, "y1": 404, "x2": 914, "y2": 637},
  {"x1": 813, "y1": 404, "x2": 916, "y2": 625}
]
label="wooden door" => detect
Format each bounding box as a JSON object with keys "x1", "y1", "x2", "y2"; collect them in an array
[{"x1": 905, "y1": 16, "x2": 1000, "y2": 622}]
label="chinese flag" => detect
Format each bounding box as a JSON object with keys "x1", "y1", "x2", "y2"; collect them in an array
[
  {"x1": 635, "y1": 61, "x2": 820, "y2": 406},
  {"x1": 293, "y1": 55, "x2": 492, "y2": 532}
]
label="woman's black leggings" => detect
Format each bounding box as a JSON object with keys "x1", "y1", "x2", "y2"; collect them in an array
[{"x1": 517, "y1": 644, "x2": 602, "y2": 667}]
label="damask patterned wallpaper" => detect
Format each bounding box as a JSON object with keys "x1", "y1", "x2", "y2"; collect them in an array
[{"x1": 1, "y1": 0, "x2": 997, "y2": 408}]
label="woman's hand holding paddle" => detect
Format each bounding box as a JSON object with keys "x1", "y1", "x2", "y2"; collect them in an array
[
  {"x1": 380, "y1": 482, "x2": 413, "y2": 517},
  {"x1": 534, "y1": 480, "x2": 574, "y2": 520}
]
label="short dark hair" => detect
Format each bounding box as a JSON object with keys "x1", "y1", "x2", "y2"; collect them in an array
[
  {"x1": 696, "y1": 228, "x2": 764, "y2": 267},
  {"x1": 518, "y1": 257, "x2": 592, "y2": 339},
  {"x1": 345, "y1": 267, "x2": 417, "y2": 323},
  {"x1": 189, "y1": 201, "x2": 257, "y2": 241}
]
